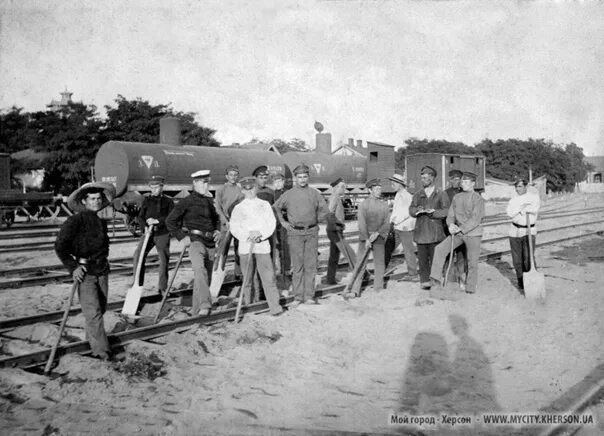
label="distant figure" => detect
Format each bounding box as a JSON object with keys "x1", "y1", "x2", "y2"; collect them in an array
[
  {"x1": 55, "y1": 182, "x2": 116, "y2": 360},
  {"x1": 506, "y1": 178, "x2": 540, "y2": 291},
  {"x1": 314, "y1": 121, "x2": 324, "y2": 133},
  {"x1": 132, "y1": 175, "x2": 174, "y2": 295}
]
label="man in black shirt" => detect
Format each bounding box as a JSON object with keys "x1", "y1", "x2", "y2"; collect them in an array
[
  {"x1": 55, "y1": 182, "x2": 116, "y2": 360},
  {"x1": 132, "y1": 175, "x2": 174, "y2": 295},
  {"x1": 166, "y1": 170, "x2": 220, "y2": 316}
]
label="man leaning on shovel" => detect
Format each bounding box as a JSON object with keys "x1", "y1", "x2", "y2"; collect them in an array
[
  {"x1": 132, "y1": 175, "x2": 174, "y2": 296},
  {"x1": 55, "y1": 182, "x2": 116, "y2": 360},
  {"x1": 430, "y1": 171, "x2": 485, "y2": 298}
]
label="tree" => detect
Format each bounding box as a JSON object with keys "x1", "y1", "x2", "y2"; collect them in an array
[
  {"x1": 101, "y1": 95, "x2": 220, "y2": 147},
  {"x1": 0, "y1": 106, "x2": 30, "y2": 154}
]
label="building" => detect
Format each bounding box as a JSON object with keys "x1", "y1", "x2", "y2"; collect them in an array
[
  {"x1": 48, "y1": 89, "x2": 73, "y2": 112},
  {"x1": 578, "y1": 156, "x2": 604, "y2": 193}
]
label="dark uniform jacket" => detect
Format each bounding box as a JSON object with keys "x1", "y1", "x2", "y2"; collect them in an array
[
  {"x1": 256, "y1": 186, "x2": 275, "y2": 205},
  {"x1": 445, "y1": 186, "x2": 462, "y2": 203},
  {"x1": 409, "y1": 188, "x2": 450, "y2": 244},
  {"x1": 166, "y1": 191, "x2": 220, "y2": 246},
  {"x1": 55, "y1": 211, "x2": 110, "y2": 275},
  {"x1": 137, "y1": 194, "x2": 174, "y2": 235}
]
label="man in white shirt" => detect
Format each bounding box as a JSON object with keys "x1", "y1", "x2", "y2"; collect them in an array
[
  {"x1": 230, "y1": 177, "x2": 285, "y2": 316},
  {"x1": 386, "y1": 173, "x2": 418, "y2": 279},
  {"x1": 506, "y1": 178, "x2": 540, "y2": 291}
]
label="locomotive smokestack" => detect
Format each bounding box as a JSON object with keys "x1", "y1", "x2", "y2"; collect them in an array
[
  {"x1": 160, "y1": 116, "x2": 181, "y2": 146},
  {"x1": 315, "y1": 132, "x2": 332, "y2": 154}
]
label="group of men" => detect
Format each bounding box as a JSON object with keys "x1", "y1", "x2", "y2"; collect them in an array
[{"x1": 54, "y1": 161, "x2": 539, "y2": 360}]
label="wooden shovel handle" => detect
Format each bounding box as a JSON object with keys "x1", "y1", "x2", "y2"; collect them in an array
[{"x1": 44, "y1": 281, "x2": 79, "y2": 375}]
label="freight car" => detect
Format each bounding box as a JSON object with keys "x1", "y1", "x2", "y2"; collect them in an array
[
  {"x1": 0, "y1": 153, "x2": 55, "y2": 228},
  {"x1": 405, "y1": 153, "x2": 486, "y2": 193}
]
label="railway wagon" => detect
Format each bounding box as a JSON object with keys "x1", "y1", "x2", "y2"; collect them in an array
[
  {"x1": 405, "y1": 153, "x2": 486, "y2": 193},
  {"x1": 0, "y1": 153, "x2": 55, "y2": 228}
]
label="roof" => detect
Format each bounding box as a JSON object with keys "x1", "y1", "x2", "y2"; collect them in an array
[
  {"x1": 585, "y1": 156, "x2": 604, "y2": 171},
  {"x1": 331, "y1": 144, "x2": 365, "y2": 157},
  {"x1": 11, "y1": 148, "x2": 48, "y2": 163},
  {"x1": 366, "y1": 141, "x2": 396, "y2": 148}
]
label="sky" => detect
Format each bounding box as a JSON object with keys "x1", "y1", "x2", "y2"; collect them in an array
[{"x1": 1, "y1": 0, "x2": 603, "y2": 156}]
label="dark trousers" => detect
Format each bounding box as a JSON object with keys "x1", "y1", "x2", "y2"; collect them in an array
[
  {"x1": 276, "y1": 225, "x2": 291, "y2": 275},
  {"x1": 417, "y1": 242, "x2": 439, "y2": 285},
  {"x1": 240, "y1": 253, "x2": 282, "y2": 315},
  {"x1": 78, "y1": 274, "x2": 110, "y2": 356},
  {"x1": 288, "y1": 232, "x2": 318, "y2": 302},
  {"x1": 445, "y1": 245, "x2": 467, "y2": 284},
  {"x1": 326, "y1": 230, "x2": 357, "y2": 282},
  {"x1": 189, "y1": 241, "x2": 214, "y2": 313},
  {"x1": 133, "y1": 233, "x2": 170, "y2": 292},
  {"x1": 509, "y1": 235, "x2": 536, "y2": 280}
]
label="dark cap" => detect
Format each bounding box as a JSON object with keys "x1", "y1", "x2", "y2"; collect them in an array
[
  {"x1": 225, "y1": 165, "x2": 239, "y2": 173},
  {"x1": 330, "y1": 177, "x2": 344, "y2": 188},
  {"x1": 448, "y1": 169, "x2": 463, "y2": 178},
  {"x1": 293, "y1": 164, "x2": 310, "y2": 175},
  {"x1": 366, "y1": 178, "x2": 381, "y2": 189},
  {"x1": 240, "y1": 177, "x2": 256, "y2": 190},
  {"x1": 149, "y1": 175, "x2": 165, "y2": 185},
  {"x1": 461, "y1": 171, "x2": 477, "y2": 181},
  {"x1": 272, "y1": 173, "x2": 285, "y2": 181},
  {"x1": 420, "y1": 166, "x2": 437, "y2": 177},
  {"x1": 253, "y1": 165, "x2": 268, "y2": 177}
]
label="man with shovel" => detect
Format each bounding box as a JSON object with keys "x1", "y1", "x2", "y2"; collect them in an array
[
  {"x1": 430, "y1": 172, "x2": 485, "y2": 297},
  {"x1": 166, "y1": 170, "x2": 221, "y2": 316},
  {"x1": 323, "y1": 177, "x2": 356, "y2": 285},
  {"x1": 506, "y1": 178, "x2": 540, "y2": 291},
  {"x1": 229, "y1": 177, "x2": 284, "y2": 316},
  {"x1": 132, "y1": 175, "x2": 174, "y2": 296},
  {"x1": 55, "y1": 182, "x2": 116, "y2": 360}
]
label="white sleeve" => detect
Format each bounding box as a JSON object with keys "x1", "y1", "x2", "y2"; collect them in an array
[
  {"x1": 260, "y1": 201, "x2": 276, "y2": 239},
  {"x1": 229, "y1": 204, "x2": 247, "y2": 242}
]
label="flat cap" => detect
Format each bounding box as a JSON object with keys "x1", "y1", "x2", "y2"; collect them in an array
[
  {"x1": 148, "y1": 175, "x2": 165, "y2": 185},
  {"x1": 240, "y1": 176, "x2": 256, "y2": 190},
  {"x1": 293, "y1": 164, "x2": 310, "y2": 175},
  {"x1": 388, "y1": 173, "x2": 406, "y2": 186},
  {"x1": 461, "y1": 171, "x2": 477, "y2": 181},
  {"x1": 448, "y1": 169, "x2": 463, "y2": 178},
  {"x1": 225, "y1": 165, "x2": 239, "y2": 173},
  {"x1": 420, "y1": 166, "x2": 437, "y2": 177},
  {"x1": 253, "y1": 165, "x2": 269, "y2": 177},
  {"x1": 366, "y1": 178, "x2": 381, "y2": 189},
  {"x1": 329, "y1": 177, "x2": 344, "y2": 188},
  {"x1": 191, "y1": 169, "x2": 211, "y2": 179}
]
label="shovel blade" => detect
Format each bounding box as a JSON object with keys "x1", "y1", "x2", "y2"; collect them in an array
[
  {"x1": 210, "y1": 267, "x2": 226, "y2": 298},
  {"x1": 122, "y1": 285, "x2": 144, "y2": 315},
  {"x1": 523, "y1": 269, "x2": 546, "y2": 299}
]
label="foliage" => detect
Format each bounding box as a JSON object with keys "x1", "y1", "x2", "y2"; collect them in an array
[
  {"x1": 394, "y1": 138, "x2": 478, "y2": 172},
  {"x1": 0, "y1": 106, "x2": 30, "y2": 154}
]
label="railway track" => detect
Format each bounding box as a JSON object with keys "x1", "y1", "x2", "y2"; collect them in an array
[
  {"x1": 2, "y1": 212, "x2": 604, "y2": 290},
  {"x1": 0, "y1": 224, "x2": 603, "y2": 371}
]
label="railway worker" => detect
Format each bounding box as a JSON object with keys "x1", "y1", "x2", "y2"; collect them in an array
[
  {"x1": 253, "y1": 165, "x2": 275, "y2": 205},
  {"x1": 409, "y1": 166, "x2": 451, "y2": 290},
  {"x1": 506, "y1": 178, "x2": 540, "y2": 291},
  {"x1": 385, "y1": 173, "x2": 418, "y2": 279},
  {"x1": 444, "y1": 169, "x2": 467, "y2": 291},
  {"x1": 166, "y1": 170, "x2": 221, "y2": 316},
  {"x1": 273, "y1": 164, "x2": 330, "y2": 305},
  {"x1": 272, "y1": 173, "x2": 291, "y2": 277},
  {"x1": 55, "y1": 182, "x2": 116, "y2": 360},
  {"x1": 132, "y1": 175, "x2": 174, "y2": 295},
  {"x1": 229, "y1": 177, "x2": 285, "y2": 316},
  {"x1": 214, "y1": 165, "x2": 244, "y2": 278},
  {"x1": 357, "y1": 178, "x2": 391, "y2": 291},
  {"x1": 430, "y1": 171, "x2": 485, "y2": 295},
  {"x1": 324, "y1": 177, "x2": 357, "y2": 285}
]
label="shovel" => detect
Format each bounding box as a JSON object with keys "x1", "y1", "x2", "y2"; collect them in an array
[
  {"x1": 209, "y1": 231, "x2": 231, "y2": 298},
  {"x1": 234, "y1": 241, "x2": 255, "y2": 323},
  {"x1": 153, "y1": 244, "x2": 187, "y2": 323},
  {"x1": 122, "y1": 225, "x2": 154, "y2": 316},
  {"x1": 44, "y1": 281, "x2": 79, "y2": 375},
  {"x1": 344, "y1": 242, "x2": 373, "y2": 298},
  {"x1": 523, "y1": 213, "x2": 545, "y2": 299}
]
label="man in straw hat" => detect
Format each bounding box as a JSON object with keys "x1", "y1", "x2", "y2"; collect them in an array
[
  {"x1": 386, "y1": 173, "x2": 418, "y2": 279},
  {"x1": 430, "y1": 171, "x2": 485, "y2": 295},
  {"x1": 166, "y1": 170, "x2": 221, "y2": 316},
  {"x1": 323, "y1": 177, "x2": 356, "y2": 285},
  {"x1": 55, "y1": 181, "x2": 116, "y2": 360},
  {"x1": 409, "y1": 166, "x2": 451, "y2": 290},
  {"x1": 132, "y1": 175, "x2": 174, "y2": 295},
  {"x1": 273, "y1": 164, "x2": 330, "y2": 305}
]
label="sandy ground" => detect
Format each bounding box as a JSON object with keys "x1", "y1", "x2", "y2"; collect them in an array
[{"x1": 1, "y1": 193, "x2": 604, "y2": 435}]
